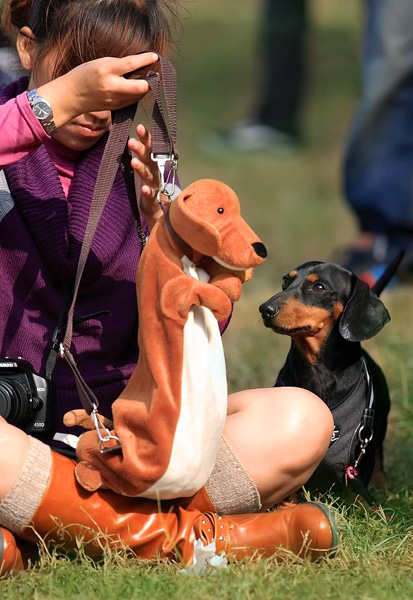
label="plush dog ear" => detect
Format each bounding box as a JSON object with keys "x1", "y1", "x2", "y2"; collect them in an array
[
  {"x1": 169, "y1": 191, "x2": 221, "y2": 257},
  {"x1": 339, "y1": 276, "x2": 390, "y2": 342}
]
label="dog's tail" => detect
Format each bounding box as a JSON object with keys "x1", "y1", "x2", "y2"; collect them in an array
[{"x1": 371, "y1": 250, "x2": 405, "y2": 297}]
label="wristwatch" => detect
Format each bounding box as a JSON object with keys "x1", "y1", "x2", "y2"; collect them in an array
[{"x1": 27, "y1": 89, "x2": 57, "y2": 135}]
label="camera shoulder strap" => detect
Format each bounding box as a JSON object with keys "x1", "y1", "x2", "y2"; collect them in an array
[{"x1": 59, "y1": 56, "x2": 178, "y2": 426}]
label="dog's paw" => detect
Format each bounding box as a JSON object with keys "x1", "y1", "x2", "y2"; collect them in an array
[
  {"x1": 210, "y1": 273, "x2": 243, "y2": 303},
  {"x1": 160, "y1": 276, "x2": 194, "y2": 324},
  {"x1": 63, "y1": 409, "x2": 114, "y2": 431},
  {"x1": 161, "y1": 275, "x2": 232, "y2": 322},
  {"x1": 74, "y1": 461, "x2": 106, "y2": 492}
]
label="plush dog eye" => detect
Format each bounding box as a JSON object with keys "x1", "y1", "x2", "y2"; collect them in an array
[
  {"x1": 217, "y1": 207, "x2": 224, "y2": 214},
  {"x1": 312, "y1": 282, "x2": 326, "y2": 292}
]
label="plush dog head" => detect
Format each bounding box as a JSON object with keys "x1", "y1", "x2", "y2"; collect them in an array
[
  {"x1": 169, "y1": 179, "x2": 267, "y2": 270},
  {"x1": 259, "y1": 261, "x2": 390, "y2": 356}
]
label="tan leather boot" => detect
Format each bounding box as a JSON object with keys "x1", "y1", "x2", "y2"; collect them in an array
[
  {"x1": 194, "y1": 503, "x2": 338, "y2": 561},
  {"x1": 18, "y1": 452, "x2": 203, "y2": 565},
  {"x1": 0, "y1": 527, "x2": 24, "y2": 575},
  {"x1": 0, "y1": 527, "x2": 43, "y2": 576},
  {"x1": 16, "y1": 452, "x2": 337, "y2": 565}
]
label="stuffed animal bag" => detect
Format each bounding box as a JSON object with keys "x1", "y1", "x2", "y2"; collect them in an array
[{"x1": 64, "y1": 179, "x2": 267, "y2": 497}]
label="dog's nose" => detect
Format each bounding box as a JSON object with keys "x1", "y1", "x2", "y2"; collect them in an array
[
  {"x1": 252, "y1": 242, "x2": 267, "y2": 259},
  {"x1": 259, "y1": 303, "x2": 279, "y2": 320}
]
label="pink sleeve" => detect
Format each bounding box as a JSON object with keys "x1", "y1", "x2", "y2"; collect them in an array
[
  {"x1": 0, "y1": 92, "x2": 50, "y2": 168},
  {"x1": 219, "y1": 306, "x2": 232, "y2": 334}
]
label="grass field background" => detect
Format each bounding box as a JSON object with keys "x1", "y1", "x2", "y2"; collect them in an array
[{"x1": 2, "y1": 1, "x2": 413, "y2": 598}]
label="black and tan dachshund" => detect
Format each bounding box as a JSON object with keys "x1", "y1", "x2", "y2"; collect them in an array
[{"x1": 259, "y1": 260, "x2": 396, "y2": 495}]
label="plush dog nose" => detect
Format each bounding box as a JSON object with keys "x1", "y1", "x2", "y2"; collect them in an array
[
  {"x1": 252, "y1": 242, "x2": 267, "y2": 259},
  {"x1": 259, "y1": 302, "x2": 279, "y2": 320}
]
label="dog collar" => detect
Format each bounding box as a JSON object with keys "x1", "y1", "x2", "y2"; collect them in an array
[{"x1": 163, "y1": 204, "x2": 196, "y2": 263}]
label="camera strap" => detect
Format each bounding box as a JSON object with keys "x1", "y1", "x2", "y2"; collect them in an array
[{"x1": 58, "y1": 56, "x2": 178, "y2": 450}]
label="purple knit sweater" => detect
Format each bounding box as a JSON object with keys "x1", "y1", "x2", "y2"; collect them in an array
[{"x1": 0, "y1": 78, "x2": 144, "y2": 439}]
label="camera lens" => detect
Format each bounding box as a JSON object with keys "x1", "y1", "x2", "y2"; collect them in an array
[{"x1": 0, "y1": 378, "x2": 31, "y2": 426}]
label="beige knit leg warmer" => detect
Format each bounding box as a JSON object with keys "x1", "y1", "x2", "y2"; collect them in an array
[
  {"x1": 205, "y1": 435, "x2": 262, "y2": 514},
  {"x1": 0, "y1": 436, "x2": 52, "y2": 535},
  {"x1": 0, "y1": 433, "x2": 261, "y2": 533}
]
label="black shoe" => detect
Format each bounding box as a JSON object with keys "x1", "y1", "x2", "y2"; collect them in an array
[{"x1": 336, "y1": 234, "x2": 413, "y2": 288}]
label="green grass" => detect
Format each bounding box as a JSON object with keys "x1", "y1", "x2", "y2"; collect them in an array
[{"x1": 2, "y1": 1, "x2": 413, "y2": 598}]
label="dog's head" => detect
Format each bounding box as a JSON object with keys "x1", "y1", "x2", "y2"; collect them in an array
[
  {"x1": 259, "y1": 261, "x2": 390, "y2": 355},
  {"x1": 169, "y1": 179, "x2": 267, "y2": 270}
]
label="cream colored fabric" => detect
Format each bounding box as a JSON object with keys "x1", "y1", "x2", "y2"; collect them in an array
[
  {"x1": 142, "y1": 257, "x2": 228, "y2": 499},
  {"x1": 206, "y1": 436, "x2": 262, "y2": 514},
  {"x1": 0, "y1": 436, "x2": 52, "y2": 534}
]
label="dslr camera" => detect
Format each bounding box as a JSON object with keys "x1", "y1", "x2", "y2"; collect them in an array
[{"x1": 0, "y1": 358, "x2": 54, "y2": 435}]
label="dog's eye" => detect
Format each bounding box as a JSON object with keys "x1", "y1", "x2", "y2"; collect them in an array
[
  {"x1": 282, "y1": 279, "x2": 289, "y2": 290},
  {"x1": 312, "y1": 282, "x2": 326, "y2": 292},
  {"x1": 217, "y1": 207, "x2": 224, "y2": 214}
]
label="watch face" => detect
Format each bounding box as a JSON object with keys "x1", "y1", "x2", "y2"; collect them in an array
[{"x1": 33, "y1": 100, "x2": 52, "y2": 120}]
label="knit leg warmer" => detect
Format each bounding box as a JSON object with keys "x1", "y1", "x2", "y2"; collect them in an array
[
  {"x1": 0, "y1": 433, "x2": 261, "y2": 534},
  {"x1": 205, "y1": 436, "x2": 262, "y2": 514},
  {"x1": 0, "y1": 436, "x2": 52, "y2": 535}
]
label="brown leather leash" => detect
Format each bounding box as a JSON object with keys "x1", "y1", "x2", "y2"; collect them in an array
[{"x1": 58, "y1": 56, "x2": 178, "y2": 452}]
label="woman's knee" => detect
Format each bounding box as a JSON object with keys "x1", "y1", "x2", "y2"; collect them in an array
[
  {"x1": 273, "y1": 388, "x2": 333, "y2": 470},
  {"x1": 0, "y1": 418, "x2": 31, "y2": 500},
  {"x1": 224, "y1": 387, "x2": 333, "y2": 490}
]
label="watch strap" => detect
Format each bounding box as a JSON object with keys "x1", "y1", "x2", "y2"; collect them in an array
[
  {"x1": 40, "y1": 119, "x2": 58, "y2": 136},
  {"x1": 27, "y1": 89, "x2": 57, "y2": 135}
]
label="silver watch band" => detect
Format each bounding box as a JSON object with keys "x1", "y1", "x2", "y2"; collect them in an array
[
  {"x1": 27, "y1": 89, "x2": 57, "y2": 135},
  {"x1": 40, "y1": 119, "x2": 58, "y2": 136}
]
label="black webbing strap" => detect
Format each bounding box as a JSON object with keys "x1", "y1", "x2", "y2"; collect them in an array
[{"x1": 45, "y1": 287, "x2": 72, "y2": 381}]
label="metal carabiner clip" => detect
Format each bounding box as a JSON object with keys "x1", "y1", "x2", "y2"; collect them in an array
[
  {"x1": 358, "y1": 425, "x2": 374, "y2": 445},
  {"x1": 151, "y1": 153, "x2": 178, "y2": 204},
  {"x1": 90, "y1": 404, "x2": 122, "y2": 454}
]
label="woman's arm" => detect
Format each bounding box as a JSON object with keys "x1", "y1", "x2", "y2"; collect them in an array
[
  {"x1": 0, "y1": 53, "x2": 159, "y2": 168},
  {"x1": 0, "y1": 93, "x2": 49, "y2": 167}
]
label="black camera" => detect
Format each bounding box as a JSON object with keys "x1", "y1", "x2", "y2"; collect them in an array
[{"x1": 0, "y1": 358, "x2": 54, "y2": 435}]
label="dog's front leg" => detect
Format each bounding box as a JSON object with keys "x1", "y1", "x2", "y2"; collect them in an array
[
  {"x1": 161, "y1": 275, "x2": 232, "y2": 323},
  {"x1": 209, "y1": 273, "x2": 243, "y2": 302}
]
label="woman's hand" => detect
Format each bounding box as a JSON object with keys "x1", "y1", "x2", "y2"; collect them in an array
[
  {"x1": 128, "y1": 123, "x2": 164, "y2": 230},
  {"x1": 37, "y1": 53, "x2": 159, "y2": 128}
]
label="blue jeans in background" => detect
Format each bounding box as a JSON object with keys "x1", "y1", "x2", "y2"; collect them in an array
[{"x1": 343, "y1": 0, "x2": 413, "y2": 251}]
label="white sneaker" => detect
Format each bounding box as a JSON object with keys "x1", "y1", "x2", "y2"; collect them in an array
[{"x1": 199, "y1": 119, "x2": 299, "y2": 155}]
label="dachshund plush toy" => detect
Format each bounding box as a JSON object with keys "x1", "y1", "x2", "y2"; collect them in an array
[{"x1": 64, "y1": 179, "x2": 267, "y2": 497}]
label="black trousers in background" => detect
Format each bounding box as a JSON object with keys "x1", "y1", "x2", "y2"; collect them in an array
[{"x1": 256, "y1": 0, "x2": 307, "y2": 136}]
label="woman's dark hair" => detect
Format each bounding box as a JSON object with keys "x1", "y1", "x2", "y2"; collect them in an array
[{"x1": 2, "y1": 0, "x2": 177, "y2": 77}]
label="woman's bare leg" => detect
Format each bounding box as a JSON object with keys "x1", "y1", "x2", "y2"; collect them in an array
[
  {"x1": 224, "y1": 387, "x2": 333, "y2": 508},
  {"x1": 0, "y1": 387, "x2": 333, "y2": 510},
  {"x1": 0, "y1": 418, "x2": 31, "y2": 501}
]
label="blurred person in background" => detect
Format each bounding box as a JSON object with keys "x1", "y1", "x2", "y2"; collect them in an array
[
  {"x1": 341, "y1": 0, "x2": 413, "y2": 283},
  {"x1": 202, "y1": 0, "x2": 308, "y2": 154}
]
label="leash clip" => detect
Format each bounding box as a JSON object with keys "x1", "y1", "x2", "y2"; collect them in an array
[
  {"x1": 151, "y1": 153, "x2": 178, "y2": 204},
  {"x1": 354, "y1": 444, "x2": 366, "y2": 470},
  {"x1": 90, "y1": 404, "x2": 122, "y2": 454}
]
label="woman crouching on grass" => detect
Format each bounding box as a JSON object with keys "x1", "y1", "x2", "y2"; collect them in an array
[{"x1": 0, "y1": 0, "x2": 337, "y2": 575}]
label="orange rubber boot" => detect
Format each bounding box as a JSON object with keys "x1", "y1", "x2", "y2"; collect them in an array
[
  {"x1": 14, "y1": 452, "x2": 337, "y2": 565},
  {"x1": 194, "y1": 503, "x2": 338, "y2": 561},
  {"x1": 18, "y1": 452, "x2": 202, "y2": 565},
  {"x1": 0, "y1": 527, "x2": 24, "y2": 575}
]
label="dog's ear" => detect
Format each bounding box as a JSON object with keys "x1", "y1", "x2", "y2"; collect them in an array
[
  {"x1": 339, "y1": 276, "x2": 390, "y2": 342},
  {"x1": 169, "y1": 191, "x2": 221, "y2": 257}
]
